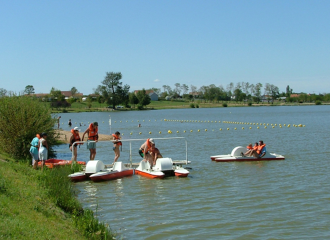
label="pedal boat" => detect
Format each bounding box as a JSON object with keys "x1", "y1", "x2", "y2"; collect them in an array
[
  {"x1": 210, "y1": 146, "x2": 285, "y2": 162},
  {"x1": 135, "y1": 157, "x2": 189, "y2": 179},
  {"x1": 69, "y1": 160, "x2": 107, "y2": 181},
  {"x1": 89, "y1": 161, "x2": 134, "y2": 182},
  {"x1": 39, "y1": 158, "x2": 86, "y2": 169}
]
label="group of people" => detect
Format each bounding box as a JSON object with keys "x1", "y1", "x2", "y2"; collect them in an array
[
  {"x1": 242, "y1": 140, "x2": 266, "y2": 158},
  {"x1": 68, "y1": 122, "x2": 162, "y2": 167},
  {"x1": 29, "y1": 133, "x2": 48, "y2": 169}
]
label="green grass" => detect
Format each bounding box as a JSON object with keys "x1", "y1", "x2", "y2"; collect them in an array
[{"x1": 0, "y1": 155, "x2": 115, "y2": 239}]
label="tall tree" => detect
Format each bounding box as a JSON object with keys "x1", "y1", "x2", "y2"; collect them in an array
[
  {"x1": 129, "y1": 92, "x2": 139, "y2": 108},
  {"x1": 136, "y1": 89, "x2": 151, "y2": 108},
  {"x1": 49, "y1": 87, "x2": 65, "y2": 101},
  {"x1": 254, "y1": 83, "x2": 263, "y2": 102},
  {"x1": 286, "y1": 85, "x2": 292, "y2": 98},
  {"x1": 70, "y1": 87, "x2": 78, "y2": 97},
  {"x1": 174, "y1": 83, "x2": 181, "y2": 95},
  {"x1": 150, "y1": 87, "x2": 161, "y2": 96},
  {"x1": 101, "y1": 72, "x2": 130, "y2": 109},
  {"x1": 24, "y1": 85, "x2": 35, "y2": 95},
  {"x1": 181, "y1": 84, "x2": 189, "y2": 95},
  {"x1": 0, "y1": 88, "x2": 7, "y2": 97},
  {"x1": 190, "y1": 85, "x2": 197, "y2": 94}
]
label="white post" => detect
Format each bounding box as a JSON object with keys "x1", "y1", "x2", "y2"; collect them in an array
[{"x1": 109, "y1": 115, "x2": 112, "y2": 135}]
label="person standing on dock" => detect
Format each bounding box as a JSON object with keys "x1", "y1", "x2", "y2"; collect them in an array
[
  {"x1": 82, "y1": 122, "x2": 98, "y2": 160},
  {"x1": 69, "y1": 127, "x2": 81, "y2": 162},
  {"x1": 57, "y1": 116, "x2": 61, "y2": 129},
  {"x1": 112, "y1": 131, "x2": 122, "y2": 163},
  {"x1": 139, "y1": 138, "x2": 155, "y2": 167}
]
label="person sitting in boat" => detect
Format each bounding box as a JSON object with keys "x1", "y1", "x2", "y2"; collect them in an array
[
  {"x1": 69, "y1": 127, "x2": 81, "y2": 162},
  {"x1": 112, "y1": 131, "x2": 122, "y2": 163},
  {"x1": 241, "y1": 142, "x2": 258, "y2": 157},
  {"x1": 150, "y1": 145, "x2": 163, "y2": 166},
  {"x1": 139, "y1": 138, "x2": 155, "y2": 167},
  {"x1": 250, "y1": 140, "x2": 267, "y2": 158}
]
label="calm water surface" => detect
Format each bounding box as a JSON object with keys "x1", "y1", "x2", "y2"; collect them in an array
[{"x1": 55, "y1": 106, "x2": 330, "y2": 239}]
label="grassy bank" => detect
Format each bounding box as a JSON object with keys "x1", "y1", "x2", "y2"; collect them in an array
[{"x1": 0, "y1": 154, "x2": 115, "y2": 239}]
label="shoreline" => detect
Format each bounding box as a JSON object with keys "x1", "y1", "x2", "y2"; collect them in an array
[{"x1": 56, "y1": 130, "x2": 112, "y2": 144}]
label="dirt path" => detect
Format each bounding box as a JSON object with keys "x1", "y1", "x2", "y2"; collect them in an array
[{"x1": 56, "y1": 130, "x2": 112, "y2": 143}]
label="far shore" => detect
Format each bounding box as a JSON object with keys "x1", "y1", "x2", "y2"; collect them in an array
[{"x1": 56, "y1": 130, "x2": 112, "y2": 144}]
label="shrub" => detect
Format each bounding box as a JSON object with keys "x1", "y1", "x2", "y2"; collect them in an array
[
  {"x1": 50, "y1": 101, "x2": 71, "y2": 108},
  {"x1": 222, "y1": 103, "x2": 228, "y2": 107},
  {"x1": 137, "y1": 104, "x2": 144, "y2": 110},
  {"x1": 196, "y1": 104, "x2": 199, "y2": 108},
  {"x1": 0, "y1": 95, "x2": 57, "y2": 160},
  {"x1": 190, "y1": 103, "x2": 195, "y2": 108},
  {"x1": 248, "y1": 102, "x2": 252, "y2": 106},
  {"x1": 315, "y1": 100, "x2": 322, "y2": 105}
]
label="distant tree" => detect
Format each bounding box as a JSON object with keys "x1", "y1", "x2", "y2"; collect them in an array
[
  {"x1": 226, "y1": 82, "x2": 234, "y2": 93},
  {"x1": 129, "y1": 92, "x2": 139, "y2": 108},
  {"x1": 24, "y1": 85, "x2": 35, "y2": 95},
  {"x1": 253, "y1": 83, "x2": 263, "y2": 103},
  {"x1": 181, "y1": 84, "x2": 189, "y2": 95},
  {"x1": 0, "y1": 88, "x2": 7, "y2": 97},
  {"x1": 286, "y1": 85, "x2": 293, "y2": 98},
  {"x1": 190, "y1": 85, "x2": 197, "y2": 94},
  {"x1": 101, "y1": 72, "x2": 130, "y2": 109},
  {"x1": 70, "y1": 87, "x2": 78, "y2": 97},
  {"x1": 136, "y1": 89, "x2": 151, "y2": 108},
  {"x1": 49, "y1": 87, "x2": 65, "y2": 101},
  {"x1": 174, "y1": 83, "x2": 181, "y2": 96},
  {"x1": 150, "y1": 87, "x2": 161, "y2": 96}
]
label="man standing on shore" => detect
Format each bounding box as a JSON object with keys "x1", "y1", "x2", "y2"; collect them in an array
[{"x1": 82, "y1": 122, "x2": 98, "y2": 160}]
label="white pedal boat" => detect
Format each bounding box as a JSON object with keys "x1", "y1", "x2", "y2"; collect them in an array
[
  {"x1": 69, "y1": 160, "x2": 133, "y2": 182},
  {"x1": 89, "y1": 161, "x2": 134, "y2": 182},
  {"x1": 210, "y1": 146, "x2": 285, "y2": 162},
  {"x1": 135, "y1": 157, "x2": 190, "y2": 179}
]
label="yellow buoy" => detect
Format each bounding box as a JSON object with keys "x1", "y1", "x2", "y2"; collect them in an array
[
  {"x1": 190, "y1": 130, "x2": 193, "y2": 132},
  {"x1": 183, "y1": 130, "x2": 186, "y2": 133},
  {"x1": 177, "y1": 131, "x2": 179, "y2": 133},
  {"x1": 264, "y1": 126, "x2": 267, "y2": 129},
  {"x1": 234, "y1": 128, "x2": 237, "y2": 130},
  {"x1": 205, "y1": 129, "x2": 207, "y2": 131},
  {"x1": 219, "y1": 128, "x2": 222, "y2": 131},
  {"x1": 272, "y1": 126, "x2": 275, "y2": 128},
  {"x1": 139, "y1": 132, "x2": 142, "y2": 134},
  {"x1": 130, "y1": 132, "x2": 132, "y2": 135},
  {"x1": 149, "y1": 131, "x2": 152, "y2": 134},
  {"x1": 159, "y1": 131, "x2": 161, "y2": 134},
  {"x1": 242, "y1": 127, "x2": 244, "y2": 130},
  {"x1": 227, "y1": 128, "x2": 229, "y2": 130},
  {"x1": 249, "y1": 127, "x2": 252, "y2": 129},
  {"x1": 198, "y1": 129, "x2": 200, "y2": 132},
  {"x1": 257, "y1": 126, "x2": 259, "y2": 129}
]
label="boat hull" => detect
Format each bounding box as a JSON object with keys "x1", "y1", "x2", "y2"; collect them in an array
[
  {"x1": 69, "y1": 172, "x2": 88, "y2": 182},
  {"x1": 39, "y1": 159, "x2": 86, "y2": 168},
  {"x1": 135, "y1": 170, "x2": 165, "y2": 179},
  {"x1": 90, "y1": 169, "x2": 134, "y2": 182},
  {"x1": 214, "y1": 155, "x2": 285, "y2": 162}
]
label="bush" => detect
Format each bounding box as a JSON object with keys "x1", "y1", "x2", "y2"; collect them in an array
[
  {"x1": 315, "y1": 100, "x2": 322, "y2": 105},
  {"x1": 50, "y1": 101, "x2": 71, "y2": 108},
  {"x1": 196, "y1": 104, "x2": 199, "y2": 108},
  {"x1": 190, "y1": 103, "x2": 195, "y2": 108},
  {"x1": 137, "y1": 104, "x2": 144, "y2": 110},
  {"x1": 222, "y1": 103, "x2": 228, "y2": 107},
  {"x1": 248, "y1": 102, "x2": 252, "y2": 106},
  {"x1": 0, "y1": 95, "x2": 57, "y2": 159}
]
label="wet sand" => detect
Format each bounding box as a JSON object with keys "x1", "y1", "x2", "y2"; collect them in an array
[{"x1": 56, "y1": 130, "x2": 112, "y2": 143}]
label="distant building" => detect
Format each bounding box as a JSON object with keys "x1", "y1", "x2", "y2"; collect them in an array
[
  {"x1": 290, "y1": 94, "x2": 300, "y2": 98},
  {"x1": 189, "y1": 92, "x2": 201, "y2": 98},
  {"x1": 134, "y1": 90, "x2": 158, "y2": 101}
]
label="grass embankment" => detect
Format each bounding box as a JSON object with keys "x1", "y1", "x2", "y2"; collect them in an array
[{"x1": 0, "y1": 154, "x2": 115, "y2": 239}]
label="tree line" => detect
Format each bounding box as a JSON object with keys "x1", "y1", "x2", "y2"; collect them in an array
[{"x1": 1, "y1": 74, "x2": 329, "y2": 107}]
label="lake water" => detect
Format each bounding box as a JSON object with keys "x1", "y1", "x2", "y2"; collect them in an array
[{"x1": 54, "y1": 106, "x2": 330, "y2": 239}]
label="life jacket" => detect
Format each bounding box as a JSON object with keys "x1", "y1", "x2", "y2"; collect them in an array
[
  {"x1": 142, "y1": 138, "x2": 152, "y2": 154},
  {"x1": 71, "y1": 129, "x2": 82, "y2": 145},
  {"x1": 246, "y1": 145, "x2": 253, "y2": 150},
  {"x1": 257, "y1": 144, "x2": 266, "y2": 154},
  {"x1": 88, "y1": 123, "x2": 98, "y2": 140},
  {"x1": 112, "y1": 134, "x2": 122, "y2": 146},
  {"x1": 253, "y1": 145, "x2": 258, "y2": 151}
]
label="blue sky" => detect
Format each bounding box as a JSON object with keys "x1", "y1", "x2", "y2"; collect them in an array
[{"x1": 1, "y1": 0, "x2": 329, "y2": 95}]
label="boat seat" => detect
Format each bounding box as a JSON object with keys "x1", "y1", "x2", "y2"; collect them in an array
[
  {"x1": 231, "y1": 146, "x2": 247, "y2": 157},
  {"x1": 154, "y1": 158, "x2": 173, "y2": 171},
  {"x1": 113, "y1": 162, "x2": 125, "y2": 171}
]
